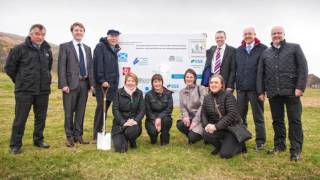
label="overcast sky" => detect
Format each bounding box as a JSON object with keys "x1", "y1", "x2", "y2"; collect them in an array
[{"x1": 1, "y1": 0, "x2": 319, "y2": 76}]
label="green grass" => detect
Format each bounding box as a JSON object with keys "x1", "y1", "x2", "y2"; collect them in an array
[{"x1": 0, "y1": 72, "x2": 319, "y2": 179}]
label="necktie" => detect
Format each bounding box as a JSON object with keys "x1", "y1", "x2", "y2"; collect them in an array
[
  {"x1": 214, "y1": 48, "x2": 222, "y2": 74},
  {"x1": 246, "y1": 45, "x2": 252, "y2": 54},
  {"x1": 78, "y1": 43, "x2": 86, "y2": 77}
]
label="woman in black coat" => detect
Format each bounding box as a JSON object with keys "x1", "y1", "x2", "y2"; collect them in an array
[
  {"x1": 201, "y1": 74, "x2": 248, "y2": 158},
  {"x1": 145, "y1": 74, "x2": 173, "y2": 145},
  {"x1": 112, "y1": 72, "x2": 145, "y2": 153}
]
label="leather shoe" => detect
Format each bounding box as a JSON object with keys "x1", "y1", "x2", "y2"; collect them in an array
[
  {"x1": 75, "y1": 137, "x2": 89, "y2": 144},
  {"x1": 91, "y1": 139, "x2": 97, "y2": 144},
  {"x1": 9, "y1": 147, "x2": 22, "y2": 154},
  {"x1": 66, "y1": 138, "x2": 75, "y2": 147},
  {"x1": 267, "y1": 147, "x2": 286, "y2": 155},
  {"x1": 290, "y1": 153, "x2": 301, "y2": 162},
  {"x1": 34, "y1": 142, "x2": 50, "y2": 148},
  {"x1": 255, "y1": 144, "x2": 265, "y2": 151},
  {"x1": 129, "y1": 141, "x2": 137, "y2": 149},
  {"x1": 211, "y1": 148, "x2": 220, "y2": 155}
]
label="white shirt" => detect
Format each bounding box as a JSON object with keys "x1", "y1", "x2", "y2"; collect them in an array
[
  {"x1": 72, "y1": 39, "x2": 88, "y2": 75},
  {"x1": 246, "y1": 41, "x2": 255, "y2": 51},
  {"x1": 211, "y1": 43, "x2": 226, "y2": 73}
]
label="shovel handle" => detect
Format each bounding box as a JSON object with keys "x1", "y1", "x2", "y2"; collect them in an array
[{"x1": 102, "y1": 87, "x2": 109, "y2": 133}]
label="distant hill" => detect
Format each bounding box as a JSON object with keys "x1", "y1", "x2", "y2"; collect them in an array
[
  {"x1": 0, "y1": 32, "x2": 59, "y2": 73},
  {"x1": 307, "y1": 74, "x2": 320, "y2": 88}
]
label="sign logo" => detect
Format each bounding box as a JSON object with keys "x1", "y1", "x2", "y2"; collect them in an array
[
  {"x1": 167, "y1": 84, "x2": 179, "y2": 89},
  {"x1": 190, "y1": 59, "x2": 203, "y2": 64},
  {"x1": 118, "y1": 52, "x2": 128, "y2": 62},
  {"x1": 168, "y1": 56, "x2": 183, "y2": 62},
  {"x1": 122, "y1": 67, "x2": 131, "y2": 75},
  {"x1": 133, "y1": 58, "x2": 149, "y2": 66}
]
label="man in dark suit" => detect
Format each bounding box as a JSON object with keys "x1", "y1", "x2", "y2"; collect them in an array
[
  {"x1": 235, "y1": 27, "x2": 267, "y2": 151},
  {"x1": 92, "y1": 29, "x2": 121, "y2": 143},
  {"x1": 201, "y1": 30, "x2": 236, "y2": 93},
  {"x1": 5, "y1": 24, "x2": 52, "y2": 154},
  {"x1": 58, "y1": 22, "x2": 94, "y2": 147}
]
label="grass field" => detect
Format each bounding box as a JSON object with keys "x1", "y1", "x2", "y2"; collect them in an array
[{"x1": 0, "y1": 72, "x2": 319, "y2": 179}]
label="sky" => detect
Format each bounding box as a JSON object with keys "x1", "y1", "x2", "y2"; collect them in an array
[{"x1": 0, "y1": 0, "x2": 319, "y2": 76}]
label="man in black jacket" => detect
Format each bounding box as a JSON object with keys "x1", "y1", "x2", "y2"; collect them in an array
[
  {"x1": 257, "y1": 26, "x2": 308, "y2": 161},
  {"x1": 5, "y1": 24, "x2": 53, "y2": 154},
  {"x1": 201, "y1": 31, "x2": 236, "y2": 92},
  {"x1": 235, "y1": 27, "x2": 267, "y2": 151},
  {"x1": 93, "y1": 29, "x2": 121, "y2": 142}
]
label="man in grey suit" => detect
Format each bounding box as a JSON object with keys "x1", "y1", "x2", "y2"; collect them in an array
[{"x1": 58, "y1": 22, "x2": 94, "y2": 147}]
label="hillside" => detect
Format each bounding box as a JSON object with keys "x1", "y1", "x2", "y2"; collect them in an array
[{"x1": 0, "y1": 32, "x2": 59, "y2": 73}]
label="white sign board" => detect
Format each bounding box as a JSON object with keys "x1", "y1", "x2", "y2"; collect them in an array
[{"x1": 118, "y1": 34, "x2": 207, "y2": 104}]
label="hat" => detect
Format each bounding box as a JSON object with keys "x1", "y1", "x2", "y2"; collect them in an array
[{"x1": 107, "y1": 29, "x2": 121, "y2": 36}]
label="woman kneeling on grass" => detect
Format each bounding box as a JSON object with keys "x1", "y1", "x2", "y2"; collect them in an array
[
  {"x1": 112, "y1": 72, "x2": 145, "y2": 153},
  {"x1": 176, "y1": 68, "x2": 207, "y2": 144},
  {"x1": 145, "y1": 74, "x2": 173, "y2": 145},
  {"x1": 201, "y1": 74, "x2": 248, "y2": 158}
]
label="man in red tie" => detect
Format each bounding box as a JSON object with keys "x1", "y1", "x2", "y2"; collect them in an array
[{"x1": 201, "y1": 31, "x2": 236, "y2": 94}]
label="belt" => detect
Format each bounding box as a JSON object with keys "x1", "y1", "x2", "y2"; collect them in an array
[{"x1": 79, "y1": 76, "x2": 88, "y2": 81}]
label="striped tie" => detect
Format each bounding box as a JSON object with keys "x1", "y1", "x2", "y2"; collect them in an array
[{"x1": 214, "y1": 47, "x2": 222, "y2": 74}]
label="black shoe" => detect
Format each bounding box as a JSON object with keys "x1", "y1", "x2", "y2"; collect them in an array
[
  {"x1": 290, "y1": 153, "x2": 301, "y2": 162},
  {"x1": 267, "y1": 147, "x2": 285, "y2": 155},
  {"x1": 129, "y1": 141, "x2": 137, "y2": 149},
  {"x1": 74, "y1": 137, "x2": 90, "y2": 144},
  {"x1": 9, "y1": 147, "x2": 22, "y2": 154},
  {"x1": 255, "y1": 144, "x2": 265, "y2": 151},
  {"x1": 34, "y1": 142, "x2": 50, "y2": 148},
  {"x1": 66, "y1": 138, "x2": 75, "y2": 147},
  {"x1": 242, "y1": 144, "x2": 248, "y2": 154},
  {"x1": 211, "y1": 148, "x2": 220, "y2": 155}
]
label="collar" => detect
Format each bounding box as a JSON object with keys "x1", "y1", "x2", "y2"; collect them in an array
[
  {"x1": 73, "y1": 39, "x2": 82, "y2": 47},
  {"x1": 246, "y1": 41, "x2": 255, "y2": 48},
  {"x1": 217, "y1": 43, "x2": 226, "y2": 50},
  {"x1": 271, "y1": 39, "x2": 286, "y2": 49}
]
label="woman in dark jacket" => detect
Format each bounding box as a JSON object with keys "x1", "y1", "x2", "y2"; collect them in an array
[
  {"x1": 112, "y1": 72, "x2": 145, "y2": 153},
  {"x1": 145, "y1": 74, "x2": 173, "y2": 145},
  {"x1": 201, "y1": 74, "x2": 247, "y2": 158}
]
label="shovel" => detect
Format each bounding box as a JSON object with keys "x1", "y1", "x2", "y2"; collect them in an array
[{"x1": 97, "y1": 87, "x2": 112, "y2": 151}]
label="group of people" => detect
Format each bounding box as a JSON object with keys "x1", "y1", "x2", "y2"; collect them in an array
[{"x1": 4, "y1": 22, "x2": 308, "y2": 161}]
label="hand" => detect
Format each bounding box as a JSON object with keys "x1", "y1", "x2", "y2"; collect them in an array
[
  {"x1": 102, "y1": 81, "x2": 109, "y2": 88},
  {"x1": 90, "y1": 86, "x2": 95, "y2": 92},
  {"x1": 226, "y1": 88, "x2": 233, "y2": 93},
  {"x1": 124, "y1": 119, "x2": 137, "y2": 127},
  {"x1": 258, "y1": 94, "x2": 265, "y2": 101},
  {"x1": 182, "y1": 117, "x2": 190, "y2": 127},
  {"x1": 189, "y1": 121, "x2": 197, "y2": 130},
  {"x1": 62, "y1": 86, "x2": 70, "y2": 93},
  {"x1": 155, "y1": 118, "x2": 161, "y2": 132},
  {"x1": 295, "y1": 89, "x2": 303, "y2": 97},
  {"x1": 205, "y1": 124, "x2": 216, "y2": 134}
]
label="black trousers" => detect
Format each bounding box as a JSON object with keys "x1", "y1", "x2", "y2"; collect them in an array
[
  {"x1": 63, "y1": 80, "x2": 89, "y2": 139},
  {"x1": 10, "y1": 93, "x2": 49, "y2": 148},
  {"x1": 112, "y1": 125, "x2": 142, "y2": 152},
  {"x1": 176, "y1": 120, "x2": 202, "y2": 144},
  {"x1": 237, "y1": 90, "x2": 266, "y2": 145},
  {"x1": 268, "y1": 95, "x2": 303, "y2": 154},
  {"x1": 145, "y1": 117, "x2": 172, "y2": 145},
  {"x1": 203, "y1": 130, "x2": 243, "y2": 159},
  {"x1": 93, "y1": 86, "x2": 112, "y2": 140}
]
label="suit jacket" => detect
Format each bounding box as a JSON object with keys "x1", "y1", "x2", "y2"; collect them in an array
[
  {"x1": 58, "y1": 41, "x2": 94, "y2": 90},
  {"x1": 201, "y1": 44, "x2": 236, "y2": 89}
]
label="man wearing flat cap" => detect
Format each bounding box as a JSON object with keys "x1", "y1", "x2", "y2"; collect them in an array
[{"x1": 92, "y1": 29, "x2": 121, "y2": 142}]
